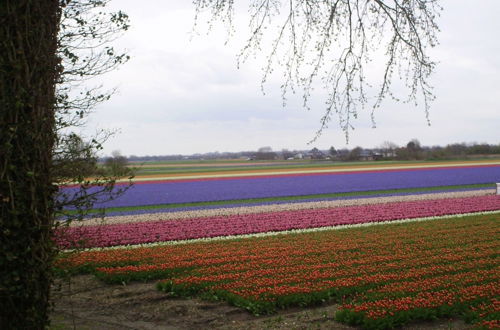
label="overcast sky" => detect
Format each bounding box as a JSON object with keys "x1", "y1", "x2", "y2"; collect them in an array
[{"x1": 80, "y1": 0, "x2": 500, "y2": 156}]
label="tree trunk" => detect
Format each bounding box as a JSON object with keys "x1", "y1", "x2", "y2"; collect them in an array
[{"x1": 0, "y1": 1, "x2": 61, "y2": 328}]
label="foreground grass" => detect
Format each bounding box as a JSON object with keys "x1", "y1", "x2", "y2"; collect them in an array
[{"x1": 55, "y1": 213, "x2": 500, "y2": 329}]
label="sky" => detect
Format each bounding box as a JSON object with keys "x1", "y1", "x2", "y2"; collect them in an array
[{"x1": 79, "y1": 0, "x2": 500, "y2": 157}]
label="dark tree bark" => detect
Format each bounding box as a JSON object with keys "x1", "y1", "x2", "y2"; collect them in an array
[{"x1": 0, "y1": 1, "x2": 61, "y2": 328}]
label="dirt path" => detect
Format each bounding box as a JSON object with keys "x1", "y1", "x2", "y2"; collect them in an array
[{"x1": 50, "y1": 275, "x2": 472, "y2": 330}]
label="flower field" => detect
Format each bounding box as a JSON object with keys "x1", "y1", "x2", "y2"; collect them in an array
[
  {"x1": 62, "y1": 162, "x2": 500, "y2": 208},
  {"x1": 56, "y1": 194, "x2": 500, "y2": 249},
  {"x1": 56, "y1": 160, "x2": 500, "y2": 329},
  {"x1": 57, "y1": 213, "x2": 499, "y2": 329}
]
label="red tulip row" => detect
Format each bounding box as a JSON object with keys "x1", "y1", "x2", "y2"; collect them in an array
[{"x1": 98, "y1": 245, "x2": 497, "y2": 292}]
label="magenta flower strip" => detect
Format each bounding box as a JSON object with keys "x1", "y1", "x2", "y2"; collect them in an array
[{"x1": 56, "y1": 195, "x2": 500, "y2": 249}]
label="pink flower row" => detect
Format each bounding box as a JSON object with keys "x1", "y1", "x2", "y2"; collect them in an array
[{"x1": 55, "y1": 195, "x2": 500, "y2": 249}]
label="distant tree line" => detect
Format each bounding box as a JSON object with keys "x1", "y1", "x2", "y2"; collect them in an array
[
  {"x1": 117, "y1": 141, "x2": 500, "y2": 163},
  {"x1": 339, "y1": 140, "x2": 500, "y2": 162},
  {"x1": 394, "y1": 141, "x2": 500, "y2": 161}
]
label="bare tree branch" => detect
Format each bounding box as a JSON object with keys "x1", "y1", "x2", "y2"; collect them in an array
[{"x1": 193, "y1": 0, "x2": 441, "y2": 142}]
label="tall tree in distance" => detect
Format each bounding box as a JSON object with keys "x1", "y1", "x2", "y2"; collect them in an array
[
  {"x1": 0, "y1": 1, "x2": 61, "y2": 328},
  {"x1": 329, "y1": 146, "x2": 338, "y2": 159},
  {"x1": 406, "y1": 138, "x2": 422, "y2": 160},
  {"x1": 193, "y1": 0, "x2": 441, "y2": 141}
]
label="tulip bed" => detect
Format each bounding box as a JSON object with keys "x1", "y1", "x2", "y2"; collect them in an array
[
  {"x1": 56, "y1": 213, "x2": 500, "y2": 329},
  {"x1": 55, "y1": 161, "x2": 500, "y2": 329}
]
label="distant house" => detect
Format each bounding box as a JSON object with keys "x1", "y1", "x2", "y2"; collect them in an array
[{"x1": 359, "y1": 149, "x2": 374, "y2": 161}]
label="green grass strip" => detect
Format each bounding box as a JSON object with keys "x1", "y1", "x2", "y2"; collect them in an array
[
  {"x1": 78, "y1": 183, "x2": 494, "y2": 215},
  {"x1": 131, "y1": 159, "x2": 499, "y2": 176},
  {"x1": 131, "y1": 161, "x2": 404, "y2": 175}
]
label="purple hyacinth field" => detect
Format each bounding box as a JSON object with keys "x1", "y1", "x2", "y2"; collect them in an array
[{"x1": 61, "y1": 164, "x2": 500, "y2": 208}]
